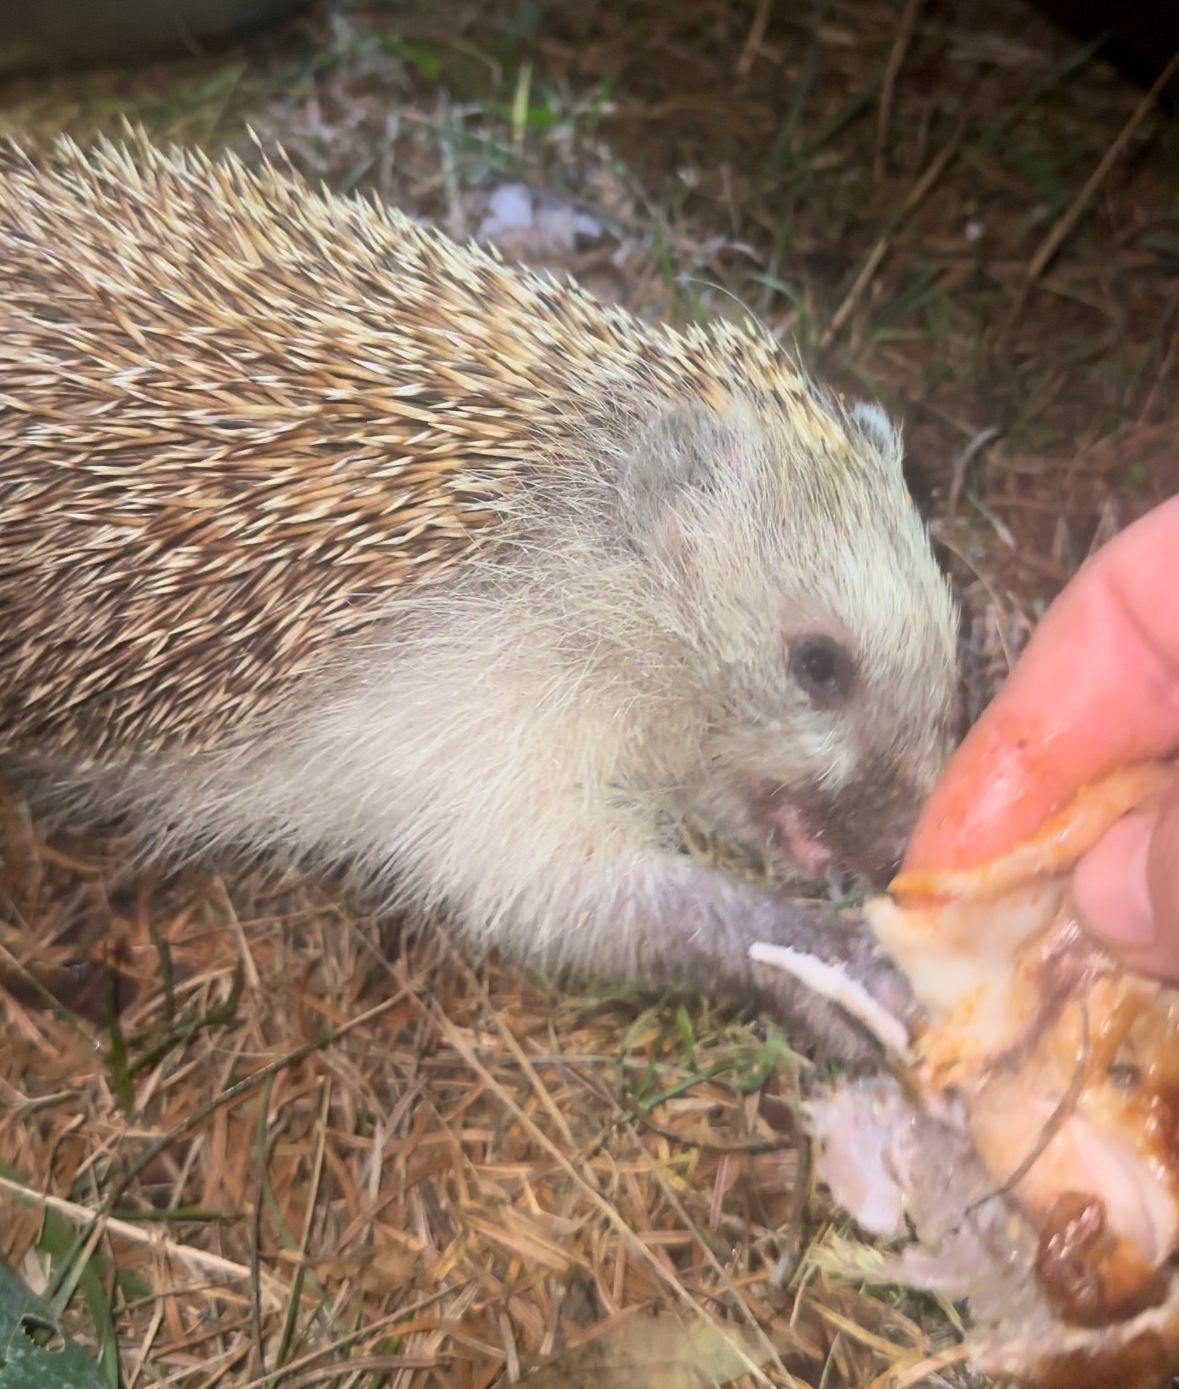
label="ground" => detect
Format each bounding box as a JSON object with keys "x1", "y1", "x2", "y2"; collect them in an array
[{"x1": 1, "y1": 1, "x2": 1177, "y2": 1386}]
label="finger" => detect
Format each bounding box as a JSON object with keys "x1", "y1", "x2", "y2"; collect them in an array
[
  {"x1": 1072, "y1": 783, "x2": 1179, "y2": 981},
  {"x1": 1072, "y1": 813, "x2": 1157, "y2": 948},
  {"x1": 907, "y1": 496, "x2": 1179, "y2": 870}
]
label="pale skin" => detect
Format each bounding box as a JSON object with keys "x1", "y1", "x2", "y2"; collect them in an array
[{"x1": 907, "y1": 492, "x2": 1179, "y2": 980}]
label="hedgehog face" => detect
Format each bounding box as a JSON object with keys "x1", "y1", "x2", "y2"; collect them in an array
[
  {"x1": 620, "y1": 396, "x2": 959, "y2": 887},
  {"x1": 700, "y1": 654, "x2": 958, "y2": 888}
]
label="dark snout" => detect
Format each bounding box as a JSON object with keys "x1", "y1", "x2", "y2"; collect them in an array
[
  {"x1": 830, "y1": 812, "x2": 913, "y2": 889},
  {"x1": 863, "y1": 827, "x2": 910, "y2": 889},
  {"x1": 777, "y1": 765, "x2": 926, "y2": 890}
]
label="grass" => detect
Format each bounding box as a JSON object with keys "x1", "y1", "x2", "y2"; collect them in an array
[{"x1": 2, "y1": 0, "x2": 1178, "y2": 1384}]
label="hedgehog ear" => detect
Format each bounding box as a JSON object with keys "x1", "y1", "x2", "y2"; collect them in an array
[
  {"x1": 618, "y1": 404, "x2": 743, "y2": 562},
  {"x1": 850, "y1": 400, "x2": 902, "y2": 467}
]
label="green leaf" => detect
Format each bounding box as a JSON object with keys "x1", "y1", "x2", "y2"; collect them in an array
[{"x1": 0, "y1": 1258, "x2": 106, "y2": 1389}]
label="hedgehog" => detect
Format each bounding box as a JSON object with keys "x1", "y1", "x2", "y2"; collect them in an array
[{"x1": 0, "y1": 134, "x2": 958, "y2": 1058}]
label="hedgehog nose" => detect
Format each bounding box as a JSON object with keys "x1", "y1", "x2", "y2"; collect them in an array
[
  {"x1": 878, "y1": 853, "x2": 904, "y2": 887},
  {"x1": 867, "y1": 838, "x2": 908, "y2": 890}
]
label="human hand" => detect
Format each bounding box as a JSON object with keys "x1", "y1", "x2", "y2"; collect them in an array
[{"x1": 904, "y1": 494, "x2": 1179, "y2": 979}]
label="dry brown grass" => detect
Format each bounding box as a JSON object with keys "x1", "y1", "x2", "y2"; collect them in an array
[
  {"x1": 1, "y1": 812, "x2": 976, "y2": 1387},
  {"x1": 2, "y1": 0, "x2": 1177, "y2": 1384}
]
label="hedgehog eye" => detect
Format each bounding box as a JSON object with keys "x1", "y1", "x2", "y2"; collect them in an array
[{"x1": 789, "y1": 635, "x2": 855, "y2": 707}]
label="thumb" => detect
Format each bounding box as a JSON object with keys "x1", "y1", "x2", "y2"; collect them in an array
[{"x1": 1071, "y1": 779, "x2": 1179, "y2": 981}]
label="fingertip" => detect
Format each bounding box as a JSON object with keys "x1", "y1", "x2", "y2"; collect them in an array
[
  {"x1": 904, "y1": 715, "x2": 1055, "y2": 869},
  {"x1": 907, "y1": 497, "x2": 1179, "y2": 873}
]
